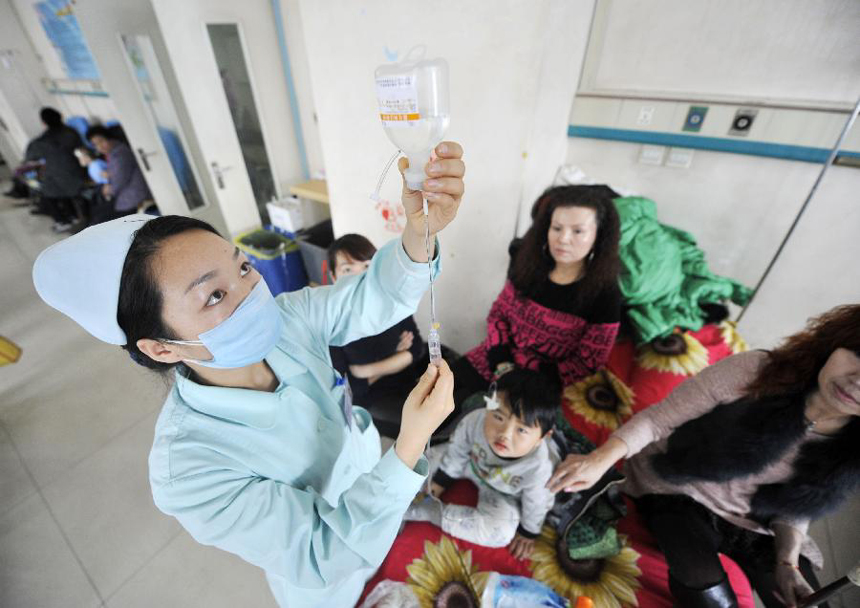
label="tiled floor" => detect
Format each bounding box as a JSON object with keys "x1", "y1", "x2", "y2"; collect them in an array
[{"x1": 0, "y1": 186, "x2": 277, "y2": 607}]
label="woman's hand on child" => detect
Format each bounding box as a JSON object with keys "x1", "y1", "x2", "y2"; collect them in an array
[
  {"x1": 547, "y1": 438, "x2": 628, "y2": 493},
  {"x1": 396, "y1": 331, "x2": 415, "y2": 353},
  {"x1": 508, "y1": 534, "x2": 535, "y2": 560},
  {"x1": 395, "y1": 361, "x2": 456, "y2": 469},
  {"x1": 547, "y1": 453, "x2": 606, "y2": 493}
]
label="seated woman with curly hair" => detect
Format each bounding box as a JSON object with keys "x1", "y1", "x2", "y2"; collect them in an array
[
  {"x1": 548, "y1": 304, "x2": 860, "y2": 608},
  {"x1": 451, "y1": 185, "x2": 622, "y2": 405}
]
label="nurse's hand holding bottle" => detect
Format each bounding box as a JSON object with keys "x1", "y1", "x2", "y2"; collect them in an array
[{"x1": 398, "y1": 141, "x2": 465, "y2": 264}]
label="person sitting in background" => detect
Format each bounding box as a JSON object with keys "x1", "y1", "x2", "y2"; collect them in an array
[
  {"x1": 328, "y1": 234, "x2": 426, "y2": 435},
  {"x1": 406, "y1": 367, "x2": 561, "y2": 560},
  {"x1": 450, "y1": 185, "x2": 623, "y2": 406},
  {"x1": 548, "y1": 304, "x2": 860, "y2": 608},
  {"x1": 24, "y1": 107, "x2": 87, "y2": 232},
  {"x1": 86, "y1": 125, "x2": 152, "y2": 224},
  {"x1": 72, "y1": 147, "x2": 110, "y2": 229}
]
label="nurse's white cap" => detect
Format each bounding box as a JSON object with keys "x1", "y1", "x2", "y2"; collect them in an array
[{"x1": 32, "y1": 214, "x2": 155, "y2": 345}]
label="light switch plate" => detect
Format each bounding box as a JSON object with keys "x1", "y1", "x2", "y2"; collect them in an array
[
  {"x1": 666, "y1": 147, "x2": 694, "y2": 168},
  {"x1": 637, "y1": 106, "x2": 655, "y2": 126},
  {"x1": 639, "y1": 144, "x2": 666, "y2": 165}
]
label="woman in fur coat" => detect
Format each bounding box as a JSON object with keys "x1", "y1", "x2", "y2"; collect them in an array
[{"x1": 548, "y1": 305, "x2": 860, "y2": 608}]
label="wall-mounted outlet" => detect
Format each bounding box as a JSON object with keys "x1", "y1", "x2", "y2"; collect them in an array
[
  {"x1": 637, "y1": 105, "x2": 655, "y2": 126},
  {"x1": 728, "y1": 109, "x2": 757, "y2": 137},
  {"x1": 683, "y1": 106, "x2": 708, "y2": 132}
]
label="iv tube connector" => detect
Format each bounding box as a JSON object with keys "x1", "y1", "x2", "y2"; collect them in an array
[{"x1": 428, "y1": 325, "x2": 442, "y2": 367}]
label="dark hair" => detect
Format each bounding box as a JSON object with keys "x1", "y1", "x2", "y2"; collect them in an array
[
  {"x1": 494, "y1": 365, "x2": 562, "y2": 435},
  {"x1": 40, "y1": 107, "x2": 63, "y2": 129},
  {"x1": 86, "y1": 125, "x2": 112, "y2": 141},
  {"x1": 117, "y1": 215, "x2": 221, "y2": 371},
  {"x1": 746, "y1": 304, "x2": 860, "y2": 400},
  {"x1": 327, "y1": 234, "x2": 377, "y2": 277},
  {"x1": 509, "y1": 185, "x2": 621, "y2": 306}
]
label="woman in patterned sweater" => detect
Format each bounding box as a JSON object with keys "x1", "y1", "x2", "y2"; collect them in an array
[{"x1": 451, "y1": 185, "x2": 622, "y2": 405}]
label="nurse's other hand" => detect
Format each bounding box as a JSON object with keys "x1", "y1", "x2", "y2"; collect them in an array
[
  {"x1": 400, "y1": 141, "x2": 464, "y2": 237},
  {"x1": 395, "y1": 361, "x2": 455, "y2": 469}
]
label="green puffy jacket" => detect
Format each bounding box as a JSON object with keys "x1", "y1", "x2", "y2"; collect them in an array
[{"x1": 615, "y1": 196, "x2": 751, "y2": 343}]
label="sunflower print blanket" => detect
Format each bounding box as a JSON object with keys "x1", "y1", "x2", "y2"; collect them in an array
[{"x1": 360, "y1": 323, "x2": 754, "y2": 608}]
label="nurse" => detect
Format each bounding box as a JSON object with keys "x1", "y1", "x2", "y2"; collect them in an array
[{"x1": 33, "y1": 143, "x2": 465, "y2": 607}]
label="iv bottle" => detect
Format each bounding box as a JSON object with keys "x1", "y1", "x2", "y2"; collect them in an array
[{"x1": 375, "y1": 57, "x2": 450, "y2": 190}]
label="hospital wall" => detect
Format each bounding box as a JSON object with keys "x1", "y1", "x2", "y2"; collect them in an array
[
  {"x1": 8, "y1": 0, "x2": 118, "y2": 123},
  {"x1": 0, "y1": 0, "x2": 119, "y2": 155},
  {"x1": 563, "y1": 139, "x2": 860, "y2": 343},
  {"x1": 297, "y1": 0, "x2": 596, "y2": 355},
  {"x1": 0, "y1": 0, "x2": 55, "y2": 155}
]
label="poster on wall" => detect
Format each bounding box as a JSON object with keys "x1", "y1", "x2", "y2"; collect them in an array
[{"x1": 34, "y1": 0, "x2": 100, "y2": 81}]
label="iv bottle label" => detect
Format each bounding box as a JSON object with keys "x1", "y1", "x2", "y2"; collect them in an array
[{"x1": 376, "y1": 74, "x2": 420, "y2": 125}]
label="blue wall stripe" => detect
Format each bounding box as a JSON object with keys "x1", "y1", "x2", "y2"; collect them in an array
[
  {"x1": 568, "y1": 125, "x2": 858, "y2": 164},
  {"x1": 47, "y1": 89, "x2": 109, "y2": 98},
  {"x1": 271, "y1": 0, "x2": 310, "y2": 181}
]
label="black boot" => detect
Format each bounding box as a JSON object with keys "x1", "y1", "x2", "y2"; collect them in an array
[{"x1": 669, "y1": 573, "x2": 739, "y2": 608}]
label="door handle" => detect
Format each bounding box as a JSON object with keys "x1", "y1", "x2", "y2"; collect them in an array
[
  {"x1": 136, "y1": 148, "x2": 157, "y2": 172},
  {"x1": 210, "y1": 162, "x2": 232, "y2": 189}
]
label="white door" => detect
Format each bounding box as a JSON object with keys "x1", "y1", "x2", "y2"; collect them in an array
[
  {"x1": 0, "y1": 48, "x2": 46, "y2": 165},
  {"x1": 0, "y1": 86, "x2": 28, "y2": 166},
  {"x1": 73, "y1": 0, "x2": 228, "y2": 235},
  {"x1": 150, "y1": 0, "x2": 305, "y2": 235}
]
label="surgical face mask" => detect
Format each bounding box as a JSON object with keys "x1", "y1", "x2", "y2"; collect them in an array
[{"x1": 162, "y1": 279, "x2": 284, "y2": 369}]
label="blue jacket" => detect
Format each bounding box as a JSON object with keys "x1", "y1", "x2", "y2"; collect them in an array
[{"x1": 149, "y1": 238, "x2": 438, "y2": 607}]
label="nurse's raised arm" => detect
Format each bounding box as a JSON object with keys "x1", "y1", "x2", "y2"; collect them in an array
[{"x1": 283, "y1": 142, "x2": 465, "y2": 349}]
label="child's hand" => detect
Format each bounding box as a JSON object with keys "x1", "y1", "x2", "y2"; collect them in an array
[
  {"x1": 396, "y1": 331, "x2": 415, "y2": 352},
  {"x1": 429, "y1": 482, "x2": 445, "y2": 498},
  {"x1": 508, "y1": 533, "x2": 535, "y2": 560}
]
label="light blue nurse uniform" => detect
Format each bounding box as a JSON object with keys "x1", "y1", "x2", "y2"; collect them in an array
[{"x1": 148, "y1": 238, "x2": 439, "y2": 607}]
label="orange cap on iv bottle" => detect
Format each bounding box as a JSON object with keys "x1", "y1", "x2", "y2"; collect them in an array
[{"x1": 575, "y1": 597, "x2": 594, "y2": 608}]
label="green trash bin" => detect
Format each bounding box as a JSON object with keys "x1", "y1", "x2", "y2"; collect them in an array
[{"x1": 234, "y1": 228, "x2": 308, "y2": 294}]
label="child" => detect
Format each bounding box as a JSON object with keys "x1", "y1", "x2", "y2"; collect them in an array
[
  {"x1": 75, "y1": 147, "x2": 109, "y2": 185},
  {"x1": 406, "y1": 367, "x2": 561, "y2": 560},
  {"x1": 327, "y1": 234, "x2": 427, "y2": 435}
]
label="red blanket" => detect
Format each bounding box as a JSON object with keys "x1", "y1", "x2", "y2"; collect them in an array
[{"x1": 362, "y1": 322, "x2": 755, "y2": 607}]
